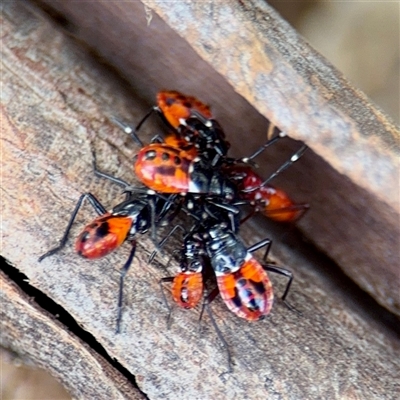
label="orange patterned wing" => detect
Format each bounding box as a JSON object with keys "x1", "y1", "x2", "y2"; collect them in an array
[
  {"x1": 75, "y1": 214, "x2": 132, "y2": 259},
  {"x1": 163, "y1": 134, "x2": 198, "y2": 160},
  {"x1": 157, "y1": 90, "x2": 212, "y2": 129},
  {"x1": 261, "y1": 187, "x2": 302, "y2": 222},
  {"x1": 224, "y1": 164, "x2": 306, "y2": 222},
  {"x1": 134, "y1": 144, "x2": 192, "y2": 193},
  {"x1": 216, "y1": 256, "x2": 274, "y2": 321}
]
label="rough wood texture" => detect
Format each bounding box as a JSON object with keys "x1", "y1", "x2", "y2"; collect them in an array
[
  {"x1": 0, "y1": 273, "x2": 145, "y2": 400},
  {"x1": 36, "y1": 0, "x2": 400, "y2": 317},
  {"x1": 2, "y1": 2, "x2": 400, "y2": 399}
]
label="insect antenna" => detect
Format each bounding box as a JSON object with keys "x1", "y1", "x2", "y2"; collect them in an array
[{"x1": 242, "y1": 144, "x2": 308, "y2": 193}]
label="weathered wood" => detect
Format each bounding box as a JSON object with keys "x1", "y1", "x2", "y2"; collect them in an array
[
  {"x1": 2, "y1": 2, "x2": 400, "y2": 399},
  {"x1": 36, "y1": 0, "x2": 400, "y2": 318},
  {"x1": 0, "y1": 272, "x2": 145, "y2": 400}
]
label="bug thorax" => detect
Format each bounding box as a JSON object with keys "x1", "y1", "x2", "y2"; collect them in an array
[
  {"x1": 180, "y1": 236, "x2": 204, "y2": 273},
  {"x1": 203, "y1": 224, "x2": 248, "y2": 274},
  {"x1": 112, "y1": 199, "x2": 150, "y2": 235}
]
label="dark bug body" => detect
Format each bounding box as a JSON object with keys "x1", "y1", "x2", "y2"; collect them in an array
[{"x1": 204, "y1": 224, "x2": 274, "y2": 321}]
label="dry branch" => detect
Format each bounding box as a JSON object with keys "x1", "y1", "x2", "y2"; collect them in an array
[{"x1": 1, "y1": 1, "x2": 399, "y2": 399}]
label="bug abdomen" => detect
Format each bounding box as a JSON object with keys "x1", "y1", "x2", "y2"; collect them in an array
[
  {"x1": 172, "y1": 272, "x2": 203, "y2": 309},
  {"x1": 217, "y1": 258, "x2": 274, "y2": 320},
  {"x1": 135, "y1": 144, "x2": 192, "y2": 193}
]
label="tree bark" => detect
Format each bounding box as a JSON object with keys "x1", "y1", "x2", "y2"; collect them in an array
[{"x1": 1, "y1": 1, "x2": 399, "y2": 399}]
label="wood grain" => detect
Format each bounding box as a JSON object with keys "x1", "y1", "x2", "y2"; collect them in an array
[
  {"x1": 0, "y1": 272, "x2": 145, "y2": 400},
  {"x1": 2, "y1": 1, "x2": 399, "y2": 399}
]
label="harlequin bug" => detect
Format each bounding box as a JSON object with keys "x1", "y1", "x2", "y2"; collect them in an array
[
  {"x1": 134, "y1": 143, "x2": 237, "y2": 200},
  {"x1": 124, "y1": 90, "x2": 230, "y2": 165},
  {"x1": 157, "y1": 90, "x2": 213, "y2": 129},
  {"x1": 159, "y1": 231, "x2": 206, "y2": 311},
  {"x1": 135, "y1": 90, "x2": 212, "y2": 133},
  {"x1": 224, "y1": 164, "x2": 309, "y2": 222},
  {"x1": 38, "y1": 191, "x2": 176, "y2": 333},
  {"x1": 201, "y1": 222, "x2": 294, "y2": 321},
  {"x1": 151, "y1": 200, "x2": 241, "y2": 312}
]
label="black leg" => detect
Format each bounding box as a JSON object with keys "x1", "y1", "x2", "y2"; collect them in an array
[
  {"x1": 200, "y1": 288, "x2": 233, "y2": 373},
  {"x1": 150, "y1": 134, "x2": 164, "y2": 143},
  {"x1": 239, "y1": 209, "x2": 256, "y2": 225},
  {"x1": 240, "y1": 132, "x2": 287, "y2": 164},
  {"x1": 156, "y1": 195, "x2": 181, "y2": 225},
  {"x1": 148, "y1": 196, "x2": 158, "y2": 245},
  {"x1": 263, "y1": 264, "x2": 301, "y2": 315},
  {"x1": 148, "y1": 225, "x2": 186, "y2": 264},
  {"x1": 133, "y1": 107, "x2": 159, "y2": 138},
  {"x1": 110, "y1": 116, "x2": 144, "y2": 147},
  {"x1": 38, "y1": 193, "x2": 106, "y2": 262},
  {"x1": 199, "y1": 287, "x2": 219, "y2": 326},
  {"x1": 116, "y1": 240, "x2": 137, "y2": 334},
  {"x1": 159, "y1": 276, "x2": 174, "y2": 328},
  {"x1": 205, "y1": 199, "x2": 241, "y2": 215},
  {"x1": 189, "y1": 109, "x2": 211, "y2": 126},
  {"x1": 203, "y1": 199, "x2": 241, "y2": 232},
  {"x1": 91, "y1": 147, "x2": 131, "y2": 189},
  {"x1": 247, "y1": 238, "x2": 272, "y2": 262}
]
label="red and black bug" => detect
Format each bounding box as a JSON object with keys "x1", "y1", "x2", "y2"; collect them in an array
[
  {"x1": 151, "y1": 200, "x2": 241, "y2": 311},
  {"x1": 160, "y1": 232, "x2": 206, "y2": 311},
  {"x1": 202, "y1": 222, "x2": 294, "y2": 321},
  {"x1": 37, "y1": 85, "x2": 310, "y2": 374},
  {"x1": 38, "y1": 192, "x2": 175, "y2": 333},
  {"x1": 156, "y1": 90, "x2": 213, "y2": 129},
  {"x1": 134, "y1": 143, "x2": 237, "y2": 200},
  {"x1": 224, "y1": 164, "x2": 309, "y2": 223},
  {"x1": 126, "y1": 90, "x2": 230, "y2": 165},
  {"x1": 134, "y1": 90, "x2": 212, "y2": 133},
  {"x1": 150, "y1": 206, "x2": 296, "y2": 371},
  {"x1": 134, "y1": 140, "x2": 308, "y2": 202},
  {"x1": 151, "y1": 202, "x2": 293, "y2": 321}
]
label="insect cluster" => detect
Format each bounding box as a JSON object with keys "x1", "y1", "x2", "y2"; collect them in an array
[{"x1": 39, "y1": 90, "x2": 308, "y2": 369}]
